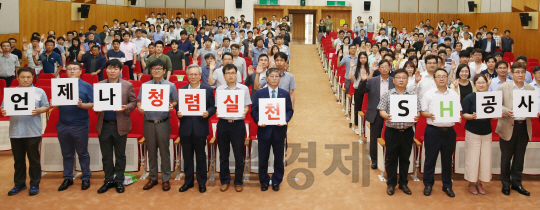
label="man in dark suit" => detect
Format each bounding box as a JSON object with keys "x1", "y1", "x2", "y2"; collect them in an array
[
  {"x1": 95, "y1": 59, "x2": 137, "y2": 194},
  {"x1": 352, "y1": 29, "x2": 369, "y2": 46},
  {"x1": 251, "y1": 68, "x2": 294, "y2": 191},
  {"x1": 481, "y1": 32, "x2": 497, "y2": 59},
  {"x1": 177, "y1": 64, "x2": 216, "y2": 193},
  {"x1": 359, "y1": 59, "x2": 395, "y2": 169}
]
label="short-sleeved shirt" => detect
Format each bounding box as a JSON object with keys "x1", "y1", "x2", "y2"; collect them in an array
[
  {"x1": 1, "y1": 87, "x2": 49, "y2": 138},
  {"x1": 421, "y1": 87, "x2": 461, "y2": 127},
  {"x1": 11, "y1": 48, "x2": 22, "y2": 60},
  {"x1": 250, "y1": 47, "x2": 268, "y2": 68},
  {"x1": 340, "y1": 55, "x2": 357, "y2": 77},
  {"x1": 166, "y1": 50, "x2": 186, "y2": 71},
  {"x1": 137, "y1": 79, "x2": 179, "y2": 121},
  {"x1": 377, "y1": 88, "x2": 421, "y2": 129},
  {"x1": 25, "y1": 48, "x2": 43, "y2": 69},
  {"x1": 145, "y1": 54, "x2": 173, "y2": 76},
  {"x1": 120, "y1": 42, "x2": 137, "y2": 61},
  {"x1": 107, "y1": 50, "x2": 126, "y2": 62},
  {"x1": 277, "y1": 71, "x2": 296, "y2": 92},
  {"x1": 39, "y1": 51, "x2": 62, "y2": 74},
  {"x1": 0, "y1": 53, "x2": 20, "y2": 77},
  {"x1": 324, "y1": 20, "x2": 333, "y2": 31},
  {"x1": 215, "y1": 83, "x2": 252, "y2": 120},
  {"x1": 212, "y1": 67, "x2": 242, "y2": 88},
  {"x1": 178, "y1": 39, "x2": 194, "y2": 55},
  {"x1": 461, "y1": 92, "x2": 492, "y2": 135},
  {"x1": 488, "y1": 77, "x2": 512, "y2": 91},
  {"x1": 480, "y1": 69, "x2": 497, "y2": 79},
  {"x1": 152, "y1": 32, "x2": 165, "y2": 42},
  {"x1": 530, "y1": 81, "x2": 540, "y2": 112},
  {"x1": 58, "y1": 79, "x2": 93, "y2": 126},
  {"x1": 233, "y1": 56, "x2": 247, "y2": 81},
  {"x1": 54, "y1": 44, "x2": 65, "y2": 55},
  {"x1": 197, "y1": 48, "x2": 217, "y2": 67},
  {"x1": 131, "y1": 38, "x2": 150, "y2": 54},
  {"x1": 501, "y1": 37, "x2": 514, "y2": 51}
]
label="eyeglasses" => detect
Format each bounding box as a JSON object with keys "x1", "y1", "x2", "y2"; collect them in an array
[
  {"x1": 224, "y1": 72, "x2": 236, "y2": 76},
  {"x1": 152, "y1": 68, "x2": 164, "y2": 71},
  {"x1": 427, "y1": 62, "x2": 437, "y2": 65},
  {"x1": 268, "y1": 76, "x2": 280, "y2": 79},
  {"x1": 497, "y1": 67, "x2": 508, "y2": 70},
  {"x1": 394, "y1": 77, "x2": 408, "y2": 80},
  {"x1": 476, "y1": 82, "x2": 487, "y2": 85},
  {"x1": 513, "y1": 71, "x2": 526, "y2": 75},
  {"x1": 435, "y1": 76, "x2": 448, "y2": 79},
  {"x1": 188, "y1": 73, "x2": 200, "y2": 77}
]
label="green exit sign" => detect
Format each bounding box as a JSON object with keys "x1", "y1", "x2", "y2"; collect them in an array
[
  {"x1": 260, "y1": 0, "x2": 279, "y2": 5},
  {"x1": 327, "y1": 1, "x2": 346, "y2": 6}
]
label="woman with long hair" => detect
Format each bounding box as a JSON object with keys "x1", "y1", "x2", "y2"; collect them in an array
[
  {"x1": 377, "y1": 18, "x2": 386, "y2": 32},
  {"x1": 474, "y1": 32, "x2": 483, "y2": 49},
  {"x1": 403, "y1": 61, "x2": 418, "y2": 90},
  {"x1": 390, "y1": 27, "x2": 398, "y2": 45},
  {"x1": 403, "y1": 40, "x2": 411, "y2": 51},
  {"x1": 452, "y1": 31, "x2": 459, "y2": 49},
  {"x1": 336, "y1": 36, "x2": 351, "y2": 57},
  {"x1": 317, "y1": 19, "x2": 326, "y2": 42},
  {"x1": 200, "y1": 15, "x2": 209, "y2": 27},
  {"x1": 451, "y1": 64, "x2": 476, "y2": 102},
  {"x1": 66, "y1": 38, "x2": 81, "y2": 62},
  {"x1": 268, "y1": 45, "x2": 280, "y2": 68},
  {"x1": 349, "y1": 52, "x2": 371, "y2": 133}
]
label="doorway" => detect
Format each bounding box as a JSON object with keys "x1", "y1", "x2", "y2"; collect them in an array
[{"x1": 290, "y1": 10, "x2": 316, "y2": 44}]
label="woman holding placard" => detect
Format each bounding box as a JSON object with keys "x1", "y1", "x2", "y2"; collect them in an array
[
  {"x1": 450, "y1": 64, "x2": 476, "y2": 102},
  {"x1": 461, "y1": 74, "x2": 493, "y2": 195}
]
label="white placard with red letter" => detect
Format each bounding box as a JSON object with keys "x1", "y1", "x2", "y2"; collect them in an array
[
  {"x1": 93, "y1": 83, "x2": 122, "y2": 111},
  {"x1": 51, "y1": 78, "x2": 79, "y2": 106},
  {"x1": 258, "y1": 98, "x2": 286, "y2": 125},
  {"x1": 216, "y1": 90, "x2": 244, "y2": 118},
  {"x1": 178, "y1": 89, "x2": 206, "y2": 116},
  {"x1": 513, "y1": 90, "x2": 539, "y2": 118},
  {"x1": 141, "y1": 84, "x2": 170, "y2": 112},
  {"x1": 3, "y1": 87, "x2": 36, "y2": 116}
]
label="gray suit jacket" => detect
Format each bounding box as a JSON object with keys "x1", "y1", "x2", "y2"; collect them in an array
[
  {"x1": 496, "y1": 82, "x2": 534, "y2": 141},
  {"x1": 359, "y1": 75, "x2": 395, "y2": 123},
  {"x1": 96, "y1": 79, "x2": 138, "y2": 136}
]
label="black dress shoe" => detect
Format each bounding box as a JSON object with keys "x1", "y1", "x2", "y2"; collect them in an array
[
  {"x1": 387, "y1": 186, "x2": 395, "y2": 195},
  {"x1": 511, "y1": 186, "x2": 530, "y2": 196},
  {"x1": 442, "y1": 187, "x2": 455, "y2": 197},
  {"x1": 399, "y1": 185, "x2": 412, "y2": 195},
  {"x1": 261, "y1": 184, "x2": 269, "y2": 191},
  {"x1": 502, "y1": 186, "x2": 511, "y2": 195},
  {"x1": 199, "y1": 185, "x2": 206, "y2": 193},
  {"x1": 81, "y1": 180, "x2": 90, "y2": 190},
  {"x1": 179, "y1": 183, "x2": 194, "y2": 192},
  {"x1": 97, "y1": 182, "x2": 115, "y2": 194},
  {"x1": 272, "y1": 184, "x2": 280, "y2": 191},
  {"x1": 115, "y1": 182, "x2": 125, "y2": 193},
  {"x1": 371, "y1": 163, "x2": 377, "y2": 169},
  {"x1": 423, "y1": 186, "x2": 432, "y2": 196},
  {"x1": 58, "y1": 179, "x2": 73, "y2": 191}
]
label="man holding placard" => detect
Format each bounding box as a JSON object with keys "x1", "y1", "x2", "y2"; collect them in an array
[
  {"x1": 496, "y1": 62, "x2": 538, "y2": 196},
  {"x1": 420, "y1": 68, "x2": 461, "y2": 197},
  {"x1": 378, "y1": 69, "x2": 420, "y2": 196},
  {"x1": 51, "y1": 62, "x2": 94, "y2": 192},
  {"x1": 251, "y1": 68, "x2": 294, "y2": 192},
  {"x1": 95, "y1": 59, "x2": 137, "y2": 194},
  {"x1": 1, "y1": 67, "x2": 49, "y2": 196},
  {"x1": 215, "y1": 64, "x2": 251, "y2": 192},
  {"x1": 137, "y1": 59, "x2": 178, "y2": 191},
  {"x1": 177, "y1": 64, "x2": 215, "y2": 193}
]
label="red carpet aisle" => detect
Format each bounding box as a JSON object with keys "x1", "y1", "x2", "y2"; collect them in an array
[{"x1": 0, "y1": 44, "x2": 539, "y2": 209}]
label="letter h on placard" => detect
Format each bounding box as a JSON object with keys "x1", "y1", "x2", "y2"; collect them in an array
[{"x1": 440, "y1": 101, "x2": 453, "y2": 117}]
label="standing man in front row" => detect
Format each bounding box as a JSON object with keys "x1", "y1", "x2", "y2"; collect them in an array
[
  {"x1": 251, "y1": 68, "x2": 294, "y2": 192},
  {"x1": 420, "y1": 68, "x2": 460, "y2": 198},
  {"x1": 216, "y1": 64, "x2": 251, "y2": 192},
  {"x1": 2, "y1": 67, "x2": 50, "y2": 196},
  {"x1": 137, "y1": 59, "x2": 179, "y2": 191},
  {"x1": 377, "y1": 69, "x2": 421, "y2": 195},
  {"x1": 54, "y1": 62, "x2": 94, "y2": 192},
  {"x1": 497, "y1": 62, "x2": 536, "y2": 196},
  {"x1": 177, "y1": 64, "x2": 216, "y2": 193},
  {"x1": 95, "y1": 59, "x2": 137, "y2": 194}
]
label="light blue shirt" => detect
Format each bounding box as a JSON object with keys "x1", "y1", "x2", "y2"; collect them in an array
[
  {"x1": 489, "y1": 77, "x2": 512, "y2": 91},
  {"x1": 530, "y1": 81, "x2": 540, "y2": 112},
  {"x1": 152, "y1": 31, "x2": 165, "y2": 42},
  {"x1": 1, "y1": 87, "x2": 49, "y2": 138},
  {"x1": 507, "y1": 71, "x2": 533, "y2": 84}
]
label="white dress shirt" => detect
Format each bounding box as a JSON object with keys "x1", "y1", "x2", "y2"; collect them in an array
[
  {"x1": 421, "y1": 87, "x2": 461, "y2": 127},
  {"x1": 414, "y1": 71, "x2": 437, "y2": 100}
]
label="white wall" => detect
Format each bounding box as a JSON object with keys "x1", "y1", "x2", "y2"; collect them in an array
[
  {"x1": 354, "y1": 0, "x2": 381, "y2": 27},
  {"x1": 224, "y1": 0, "x2": 255, "y2": 24},
  {"x1": 146, "y1": 0, "x2": 166, "y2": 8},
  {"x1": 381, "y1": 0, "x2": 399, "y2": 12},
  {"x1": 481, "y1": 0, "x2": 490, "y2": 13},
  {"x1": 500, "y1": 0, "x2": 511, "y2": 12},
  {"x1": 0, "y1": 0, "x2": 19, "y2": 34},
  {"x1": 439, "y1": 0, "x2": 458, "y2": 13},
  {"x1": 166, "y1": 0, "x2": 186, "y2": 8}
]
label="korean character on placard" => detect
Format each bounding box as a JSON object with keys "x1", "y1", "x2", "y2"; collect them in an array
[
  {"x1": 518, "y1": 95, "x2": 535, "y2": 112},
  {"x1": 265, "y1": 103, "x2": 280, "y2": 120},
  {"x1": 12, "y1": 92, "x2": 29, "y2": 111},
  {"x1": 99, "y1": 89, "x2": 116, "y2": 105},
  {"x1": 185, "y1": 94, "x2": 200, "y2": 111},
  {"x1": 58, "y1": 83, "x2": 73, "y2": 100},
  {"x1": 481, "y1": 96, "x2": 497, "y2": 114},
  {"x1": 224, "y1": 94, "x2": 239, "y2": 113},
  {"x1": 149, "y1": 88, "x2": 164, "y2": 107}
]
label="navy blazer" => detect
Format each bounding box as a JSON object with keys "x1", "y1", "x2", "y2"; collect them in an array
[
  {"x1": 251, "y1": 87, "x2": 294, "y2": 141},
  {"x1": 352, "y1": 36, "x2": 369, "y2": 46},
  {"x1": 178, "y1": 84, "x2": 216, "y2": 137},
  {"x1": 359, "y1": 76, "x2": 395, "y2": 123},
  {"x1": 481, "y1": 39, "x2": 496, "y2": 55}
]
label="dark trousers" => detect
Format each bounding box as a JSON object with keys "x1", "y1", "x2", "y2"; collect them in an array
[
  {"x1": 57, "y1": 122, "x2": 92, "y2": 180},
  {"x1": 98, "y1": 122, "x2": 127, "y2": 183},
  {"x1": 353, "y1": 90, "x2": 364, "y2": 126},
  {"x1": 385, "y1": 127, "x2": 414, "y2": 187},
  {"x1": 1, "y1": 76, "x2": 15, "y2": 87},
  {"x1": 124, "y1": 60, "x2": 134, "y2": 80},
  {"x1": 11, "y1": 137, "x2": 41, "y2": 187},
  {"x1": 344, "y1": 79, "x2": 351, "y2": 98},
  {"x1": 258, "y1": 131, "x2": 285, "y2": 186},
  {"x1": 500, "y1": 121, "x2": 528, "y2": 188},
  {"x1": 181, "y1": 134, "x2": 208, "y2": 186},
  {"x1": 217, "y1": 119, "x2": 245, "y2": 185},
  {"x1": 369, "y1": 113, "x2": 384, "y2": 162},
  {"x1": 423, "y1": 125, "x2": 456, "y2": 188}
]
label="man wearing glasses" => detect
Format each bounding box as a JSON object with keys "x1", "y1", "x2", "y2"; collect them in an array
[
  {"x1": 137, "y1": 59, "x2": 178, "y2": 191},
  {"x1": 412, "y1": 55, "x2": 440, "y2": 100},
  {"x1": 208, "y1": 52, "x2": 241, "y2": 88},
  {"x1": 177, "y1": 64, "x2": 215, "y2": 193},
  {"x1": 420, "y1": 68, "x2": 460, "y2": 198}
]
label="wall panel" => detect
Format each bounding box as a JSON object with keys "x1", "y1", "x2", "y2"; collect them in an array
[
  {"x1": 205, "y1": 0, "x2": 225, "y2": 9},
  {"x1": 490, "y1": 0, "x2": 501, "y2": 12},
  {"x1": 146, "y1": 0, "x2": 165, "y2": 8},
  {"x1": 185, "y1": 0, "x2": 205, "y2": 9},
  {"x1": 439, "y1": 0, "x2": 458, "y2": 14},
  {"x1": 166, "y1": 0, "x2": 186, "y2": 8},
  {"x1": 380, "y1": 12, "x2": 458, "y2": 32},
  {"x1": 400, "y1": 0, "x2": 419, "y2": 13},
  {"x1": 419, "y1": 0, "x2": 438, "y2": 13},
  {"x1": 381, "y1": 0, "x2": 399, "y2": 12},
  {"x1": 145, "y1": 8, "x2": 225, "y2": 24}
]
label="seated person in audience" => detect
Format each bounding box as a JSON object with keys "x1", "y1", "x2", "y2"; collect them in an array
[
  {"x1": 215, "y1": 64, "x2": 251, "y2": 192},
  {"x1": 35, "y1": 40, "x2": 62, "y2": 76},
  {"x1": 377, "y1": 69, "x2": 420, "y2": 196},
  {"x1": 1, "y1": 67, "x2": 49, "y2": 196},
  {"x1": 78, "y1": 45, "x2": 106, "y2": 80},
  {"x1": 208, "y1": 52, "x2": 241, "y2": 88},
  {"x1": 166, "y1": 40, "x2": 186, "y2": 72},
  {"x1": 507, "y1": 55, "x2": 533, "y2": 83},
  {"x1": 221, "y1": 37, "x2": 231, "y2": 53},
  {"x1": 420, "y1": 68, "x2": 460, "y2": 198},
  {"x1": 245, "y1": 54, "x2": 269, "y2": 99},
  {"x1": 103, "y1": 39, "x2": 125, "y2": 64},
  {"x1": 480, "y1": 55, "x2": 497, "y2": 79}
]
